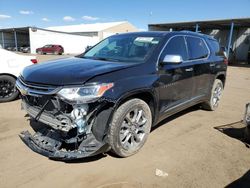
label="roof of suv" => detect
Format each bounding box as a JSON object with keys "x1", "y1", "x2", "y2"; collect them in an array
[{"x1": 116, "y1": 31, "x2": 215, "y2": 40}]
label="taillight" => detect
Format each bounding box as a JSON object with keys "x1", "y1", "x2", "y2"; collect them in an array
[
  {"x1": 31, "y1": 59, "x2": 38, "y2": 64},
  {"x1": 224, "y1": 58, "x2": 228, "y2": 65}
]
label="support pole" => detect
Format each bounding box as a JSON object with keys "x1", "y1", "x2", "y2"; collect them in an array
[
  {"x1": 195, "y1": 24, "x2": 199, "y2": 32},
  {"x1": 14, "y1": 30, "x2": 18, "y2": 51},
  {"x1": 1, "y1": 32, "x2": 4, "y2": 48},
  {"x1": 227, "y1": 22, "x2": 234, "y2": 58}
]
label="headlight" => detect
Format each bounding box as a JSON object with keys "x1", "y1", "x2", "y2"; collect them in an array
[{"x1": 57, "y1": 83, "x2": 113, "y2": 103}]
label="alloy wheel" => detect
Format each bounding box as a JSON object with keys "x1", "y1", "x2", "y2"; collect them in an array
[
  {"x1": 212, "y1": 82, "x2": 223, "y2": 108},
  {"x1": 119, "y1": 108, "x2": 148, "y2": 150},
  {"x1": 0, "y1": 79, "x2": 15, "y2": 99}
]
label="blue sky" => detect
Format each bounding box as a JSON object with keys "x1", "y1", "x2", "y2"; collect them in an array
[{"x1": 0, "y1": 0, "x2": 250, "y2": 30}]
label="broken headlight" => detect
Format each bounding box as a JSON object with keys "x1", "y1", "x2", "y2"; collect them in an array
[{"x1": 57, "y1": 83, "x2": 113, "y2": 103}]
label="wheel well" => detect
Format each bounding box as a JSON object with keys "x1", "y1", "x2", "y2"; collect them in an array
[
  {"x1": 216, "y1": 74, "x2": 226, "y2": 86},
  {"x1": 117, "y1": 92, "x2": 156, "y2": 118}
]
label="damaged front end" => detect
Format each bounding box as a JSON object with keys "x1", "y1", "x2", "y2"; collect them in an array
[{"x1": 16, "y1": 78, "x2": 114, "y2": 160}]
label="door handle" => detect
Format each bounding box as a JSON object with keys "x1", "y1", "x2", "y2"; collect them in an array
[{"x1": 185, "y1": 68, "x2": 193, "y2": 72}]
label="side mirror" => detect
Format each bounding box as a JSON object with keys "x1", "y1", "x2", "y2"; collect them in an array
[{"x1": 161, "y1": 55, "x2": 183, "y2": 64}]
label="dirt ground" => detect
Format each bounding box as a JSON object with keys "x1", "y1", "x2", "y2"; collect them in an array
[{"x1": 0, "y1": 54, "x2": 250, "y2": 188}]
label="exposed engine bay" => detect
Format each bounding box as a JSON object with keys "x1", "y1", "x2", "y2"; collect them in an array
[{"x1": 17, "y1": 78, "x2": 114, "y2": 160}]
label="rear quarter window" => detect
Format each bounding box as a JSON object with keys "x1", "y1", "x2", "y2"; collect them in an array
[
  {"x1": 208, "y1": 39, "x2": 225, "y2": 57},
  {"x1": 186, "y1": 36, "x2": 209, "y2": 60}
]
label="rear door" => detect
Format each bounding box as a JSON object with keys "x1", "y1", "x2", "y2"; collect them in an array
[
  {"x1": 158, "y1": 35, "x2": 194, "y2": 118},
  {"x1": 186, "y1": 36, "x2": 211, "y2": 99}
]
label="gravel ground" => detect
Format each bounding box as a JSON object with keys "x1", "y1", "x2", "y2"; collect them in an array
[{"x1": 0, "y1": 54, "x2": 250, "y2": 188}]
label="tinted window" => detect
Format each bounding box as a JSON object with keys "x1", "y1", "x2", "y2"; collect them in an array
[
  {"x1": 161, "y1": 36, "x2": 188, "y2": 61},
  {"x1": 186, "y1": 37, "x2": 209, "y2": 60},
  {"x1": 83, "y1": 35, "x2": 163, "y2": 63}
]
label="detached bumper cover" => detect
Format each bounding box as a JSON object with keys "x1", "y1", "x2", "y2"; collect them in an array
[{"x1": 19, "y1": 130, "x2": 109, "y2": 160}]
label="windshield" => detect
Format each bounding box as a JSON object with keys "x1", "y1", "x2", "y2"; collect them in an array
[{"x1": 82, "y1": 35, "x2": 163, "y2": 63}]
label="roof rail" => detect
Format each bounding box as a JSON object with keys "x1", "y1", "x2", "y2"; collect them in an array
[
  {"x1": 179, "y1": 30, "x2": 214, "y2": 39},
  {"x1": 180, "y1": 30, "x2": 203, "y2": 34}
]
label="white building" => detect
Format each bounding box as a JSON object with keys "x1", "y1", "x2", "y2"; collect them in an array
[
  {"x1": 47, "y1": 21, "x2": 138, "y2": 40},
  {"x1": 0, "y1": 21, "x2": 138, "y2": 54}
]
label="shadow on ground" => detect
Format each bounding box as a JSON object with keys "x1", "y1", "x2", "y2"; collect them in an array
[
  {"x1": 214, "y1": 121, "x2": 250, "y2": 147},
  {"x1": 215, "y1": 122, "x2": 250, "y2": 187},
  {"x1": 151, "y1": 105, "x2": 201, "y2": 132},
  {"x1": 225, "y1": 169, "x2": 250, "y2": 188}
]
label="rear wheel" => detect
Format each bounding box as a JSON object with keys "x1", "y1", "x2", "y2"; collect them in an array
[
  {"x1": 0, "y1": 75, "x2": 19, "y2": 102},
  {"x1": 108, "y1": 99, "x2": 152, "y2": 157},
  {"x1": 202, "y1": 79, "x2": 223, "y2": 111}
]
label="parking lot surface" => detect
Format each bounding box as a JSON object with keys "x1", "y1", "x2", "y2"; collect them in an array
[{"x1": 0, "y1": 55, "x2": 250, "y2": 188}]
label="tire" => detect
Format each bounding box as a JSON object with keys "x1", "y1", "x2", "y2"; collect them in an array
[
  {"x1": 244, "y1": 104, "x2": 250, "y2": 142},
  {"x1": 54, "y1": 51, "x2": 59, "y2": 55},
  {"x1": 244, "y1": 127, "x2": 250, "y2": 143},
  {"x1": 0, "y1": 75, "x2": 19, "y2": 102},
  {"x1": 108, "y1": 98, "x2": 152, "y2": 157},
  {"x1": 37, "y1": 51, "x2": 42, "y2": 55},
  {"x1": 202, "y1": 79, "x2": 223, "y2": 111}
]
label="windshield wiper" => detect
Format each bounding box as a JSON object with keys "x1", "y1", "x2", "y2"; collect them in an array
[
  {"x1": 80, "y1": 56, "x2": 121, "y2": 62},
  {"x1": 91, "y1": 57, "x2": 121, "y2": 62},
  {"x1": 92, "y1": 57, "x2": 109, "y2": 61}
]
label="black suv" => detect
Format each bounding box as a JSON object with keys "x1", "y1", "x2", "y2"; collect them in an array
[{"x1": 16, "y1": 31, "x2": 227, "y2": 160}]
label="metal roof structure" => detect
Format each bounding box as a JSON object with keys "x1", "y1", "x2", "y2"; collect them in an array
[
  {"x1": 148, "y1": 18, "x2": 250, "y2": 30},
  {"x1": 0, "y1": 27, "x2": 30, "y2": 33},
  {"x1": 149, "y1": 18, "x2": 250, "y2": 58},
  {"x1": 47, "y1": 21, "x2": 128, "y2": 33}
]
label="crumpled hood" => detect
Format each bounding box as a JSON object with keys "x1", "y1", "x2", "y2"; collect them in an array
[{"x1": 21, "y1": 57, "x2": 134, "y2": 85}]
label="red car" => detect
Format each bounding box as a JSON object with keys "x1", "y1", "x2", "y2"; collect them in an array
[{"x1": 36, "y1": 45, "x2": 64, "y2": 55}]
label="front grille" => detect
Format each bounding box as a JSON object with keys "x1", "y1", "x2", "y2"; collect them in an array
[
  {"x1": 22, "y1": 100, "x2": 73, "y2": 132},
  {"x1": 16, "y1": 77, "x2": 62, "y2": 96},
  {"x1": 23, "y1": 95, "x2": 73, "y2": 114}
]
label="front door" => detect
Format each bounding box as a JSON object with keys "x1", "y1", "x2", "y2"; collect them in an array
[{"x1": 157, "y1": 36, "x2": 194, "y2": 119}]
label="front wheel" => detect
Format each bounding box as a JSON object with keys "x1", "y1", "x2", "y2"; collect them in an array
[
  {"x1": 108, "y1": 99, "x2": 152, "y2": 157},
  {"x1": 0, "y1": 75, "x2": 19, "y2": 102},
  {"x1": 202, "y1": 79, "x2": 224, "y2": 111}
]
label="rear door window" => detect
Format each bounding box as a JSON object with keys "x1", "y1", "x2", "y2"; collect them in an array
[
  {"x1": 161, "y1": 36, "x2": 188, "y2": 61},
  {"x1": 186, "y1": 37, "x2": 209, "y2": 60}
]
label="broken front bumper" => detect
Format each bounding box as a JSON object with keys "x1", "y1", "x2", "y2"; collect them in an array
[{"x1": 19, "y1": 129, "x2": 109, "y2": 160}]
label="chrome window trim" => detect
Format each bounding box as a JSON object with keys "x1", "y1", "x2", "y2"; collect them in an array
[
  {"x1": 184, "y1": 35, "x2": 211, "y2": 62},
  {"x1": 18, "y1": 77, "x2": 58, "y2": 90},
  {"x1": 157, "y1": 34, "x2": 211, "y2": 69}
]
